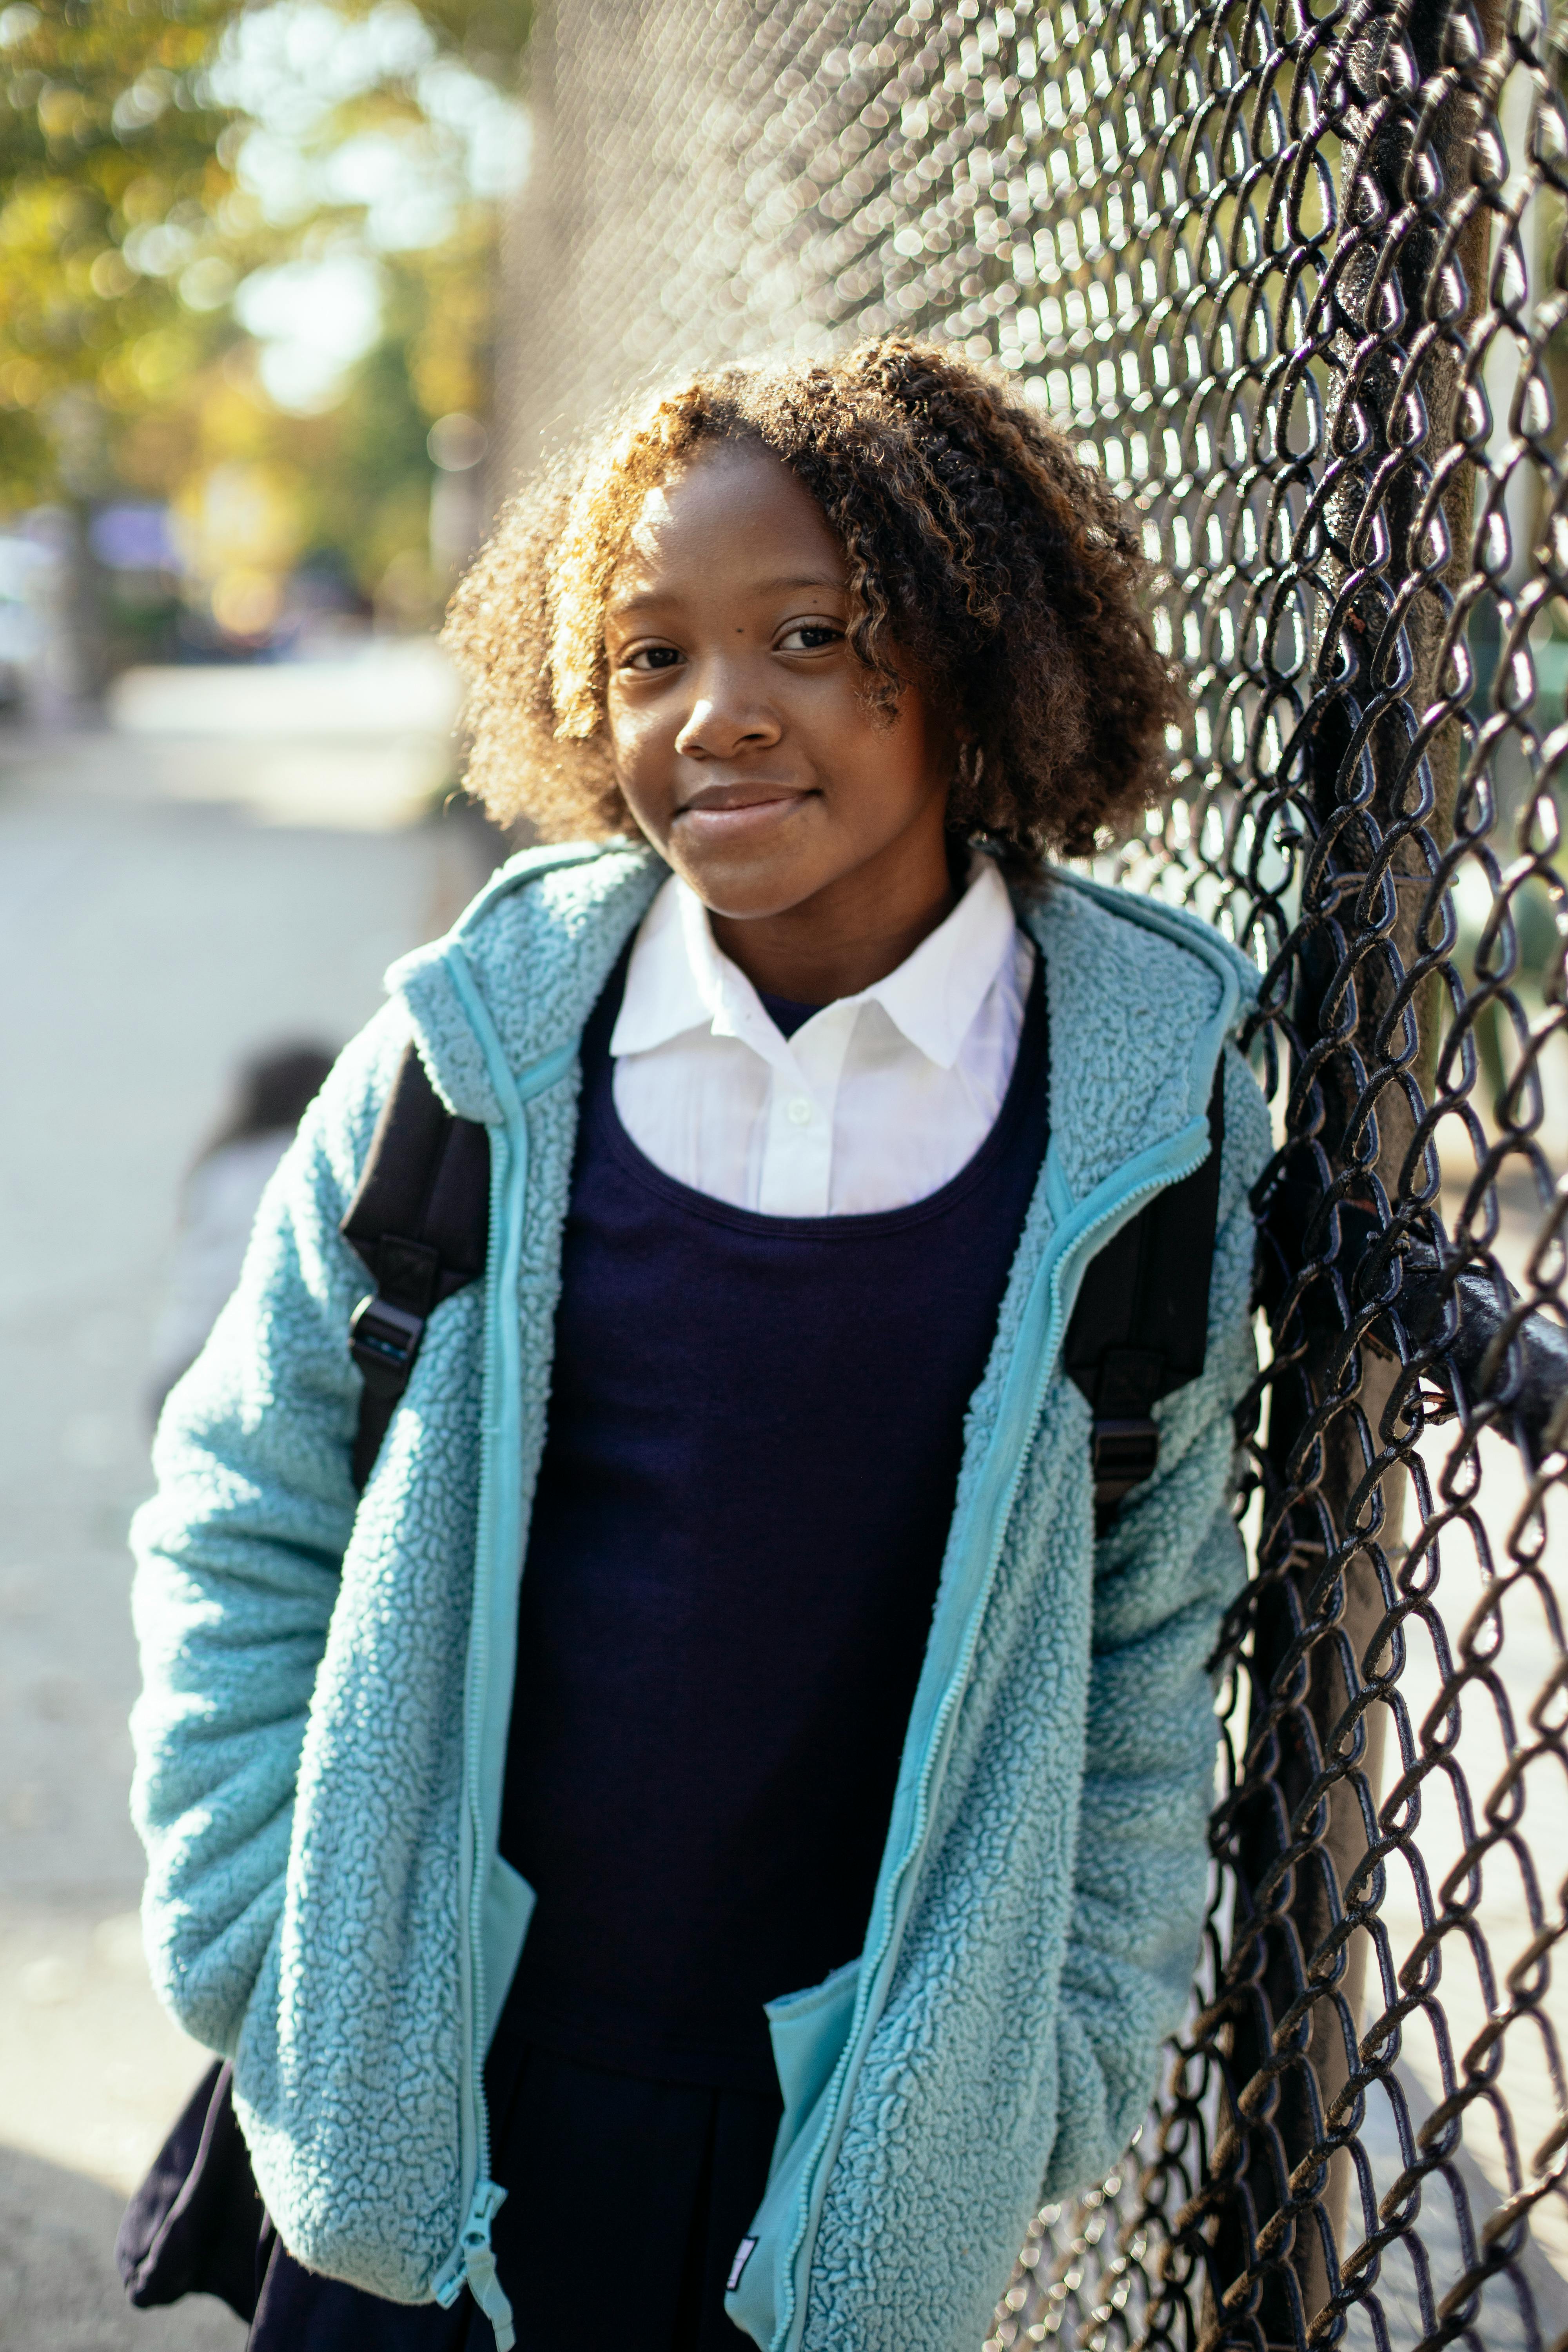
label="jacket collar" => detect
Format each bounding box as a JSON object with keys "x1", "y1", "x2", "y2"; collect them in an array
[{"x1": 387, "y1": 841, "x2": 664, "y2": 1123}]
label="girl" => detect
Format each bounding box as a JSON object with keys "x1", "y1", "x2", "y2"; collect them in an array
[{"x1": 129, "y1": 341, "x2": 1267, "y2": 2352}]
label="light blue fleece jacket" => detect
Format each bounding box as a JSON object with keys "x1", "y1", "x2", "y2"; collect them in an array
[{"x1": 130, "y1": 840, "x2": 1268, "y2": 2351}]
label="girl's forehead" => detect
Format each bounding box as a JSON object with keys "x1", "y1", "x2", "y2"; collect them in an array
[{"x1": 610, "y1": 445, "x2": 844, "y2": 597}]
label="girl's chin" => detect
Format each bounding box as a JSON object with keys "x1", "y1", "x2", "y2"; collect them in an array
[
  {"x1": 666, "y1": 807, "x2": 837, "y2": 916},
  {"x1": 674, "y1": 853, "x2": 840, "y2": 924}
]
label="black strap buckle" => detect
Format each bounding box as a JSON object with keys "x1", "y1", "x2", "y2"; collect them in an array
[
  {"x1": 1091, "y1": 1417, "x2": 1160, "y2": 1484},
  {"x1": 349, "y1": 1294, "x2": 426, "y2": 1393},
  {"x1": 1091, "y1": 1419, "x2": 1160, "y2": 1532}
]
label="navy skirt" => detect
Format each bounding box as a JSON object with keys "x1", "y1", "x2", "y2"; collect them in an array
[{"x1": 249, "y1": 2036, "x2": 780, "y2": 2348}]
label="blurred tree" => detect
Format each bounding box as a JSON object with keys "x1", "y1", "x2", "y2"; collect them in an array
[
  {"x1": 0, "y1": 1, "x2": 242, "y2": 496},
  {"x1": 0, "y1": 0, "x2": 530, "y2": 659}
]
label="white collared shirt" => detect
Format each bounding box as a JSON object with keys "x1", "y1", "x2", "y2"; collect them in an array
[{"x1": 609, "y1": 857, "x2": 1033, "y2": 1217}]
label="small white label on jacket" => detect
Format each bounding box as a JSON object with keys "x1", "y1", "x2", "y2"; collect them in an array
[{"x1": 726, "y1": 2236, "x2": 758, "y2": 2292}]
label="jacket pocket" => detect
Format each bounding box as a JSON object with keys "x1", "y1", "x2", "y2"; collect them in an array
[
  {"x1": 765, "y1": 1957, "x2": 860, "y2": 2154},
  {"x1": 725, "y1": 1957, "x2": 861, "y2": 2341}
]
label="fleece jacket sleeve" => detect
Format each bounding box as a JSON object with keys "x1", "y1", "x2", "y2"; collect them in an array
[
  {"x1": 1043, "y1": 1041, "x2": 1267, "y2": 2197},
  {"x1": 128, "y1": 1005, "x2": 406, "y2": 2057}
]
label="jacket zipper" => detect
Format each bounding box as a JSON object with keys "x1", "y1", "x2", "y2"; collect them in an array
[
  {"x1": 770, "y1": 1129, "x2": 1212, "y2": 2350},
  {"x1": 431, "y1": 943, "x2": 576, "y2": 2348}
]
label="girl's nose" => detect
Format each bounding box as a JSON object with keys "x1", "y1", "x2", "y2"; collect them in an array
[{"x1": 674, "y1": 671, "x2": 782, "y2": 761}]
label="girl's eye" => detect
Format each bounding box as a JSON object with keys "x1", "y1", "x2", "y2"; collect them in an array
[
  {"x1": 622, "y1": 645, "x2": 682, "y2": 673},
  {"x1": 777, "y1": 623, "x2": 842, "y2": 653}
]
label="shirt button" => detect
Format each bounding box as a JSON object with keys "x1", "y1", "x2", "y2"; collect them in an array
[{"x1": 786, "y1": 1096, "x2": 813, "y2": 1126}]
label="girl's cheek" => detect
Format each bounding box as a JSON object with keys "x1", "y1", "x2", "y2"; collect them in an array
[
  {"x1": 604, "y1": 697, "x2": 645, "y2": 778},
  {"x1": 608, "y1": 729, "x2": 674, "y2": 837}
]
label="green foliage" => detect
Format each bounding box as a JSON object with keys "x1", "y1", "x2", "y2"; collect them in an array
[
  {"x1": 410, "y1": 0, "x2": 530, "y2": 79},
  {"x1": 0, "y1": 0, "x2": 240, "y2": 492},
  {"x1": 300, "y1": 290, "x2": 441, "y2": 591},
  {"x1": 0, "y1": 0, "x2": 530, "y2": 633}
]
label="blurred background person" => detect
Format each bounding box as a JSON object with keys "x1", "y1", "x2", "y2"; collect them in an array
[{"x1": 146, "y1": 1043, "x2": 336, "y2": 1423}]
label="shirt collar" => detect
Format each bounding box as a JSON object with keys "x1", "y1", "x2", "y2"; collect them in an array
[
  {"x1": 858, "y1": 853, "x2": 1018, "y2": 1069},
  {"x1": 608, "y1": 870, "x2": 779, "y2": 1062},
  {"x1": 608, "y1": 854, "x2": 1018, "y2": 1071}
]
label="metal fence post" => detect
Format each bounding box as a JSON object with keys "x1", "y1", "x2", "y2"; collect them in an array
[{"x1": 1218, "y1": 3, "x2": 1505, "y2": 2340}]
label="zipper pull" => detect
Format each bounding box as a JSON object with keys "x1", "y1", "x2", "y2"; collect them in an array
[
  {"x1": 435, "y1": 2178, "x2": 515, "y2": 2348},
  {"x1": 465, "y1": 2239, "x2": 515, "y2": 2351}
]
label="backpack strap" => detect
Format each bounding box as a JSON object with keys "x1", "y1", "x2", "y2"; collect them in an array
[
  {"x1": 339, "y1": 1043, "x2": 491, "y2": 1492},
  {"x1": 1063, "y1": 1062, "x2": 1227, "y2": 1531}
]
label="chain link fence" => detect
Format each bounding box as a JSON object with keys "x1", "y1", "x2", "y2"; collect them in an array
[{"x1": 497, "y1": 1, "x2": 1568, "y2": 2343}]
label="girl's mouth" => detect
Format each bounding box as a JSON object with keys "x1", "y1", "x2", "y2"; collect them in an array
[{"x1": 674, "y1": 782, "x2": 813, "y2": 836}]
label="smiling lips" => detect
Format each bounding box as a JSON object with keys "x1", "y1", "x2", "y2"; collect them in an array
[{"x1": 676, "y1": 780, "x2": 812, "y2": 826}]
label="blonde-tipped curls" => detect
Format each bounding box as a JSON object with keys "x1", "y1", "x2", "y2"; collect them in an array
[{"x1": 443, "y1": 339, "x2": 1181, "y2": 873}]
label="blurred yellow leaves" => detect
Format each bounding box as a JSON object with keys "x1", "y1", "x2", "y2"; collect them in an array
[
  {"x1": 89, "y1": 250, "x2": 136, "y2": 301},
  {"x1": 0, "y1": 0, "x2": 531, "y2": 648},
  {"x1": 0, "y1": 0, "x2": 241, "y2": 492},
  {"x1": 180, "y1": 459, "x2": 304, "y2": 575}
]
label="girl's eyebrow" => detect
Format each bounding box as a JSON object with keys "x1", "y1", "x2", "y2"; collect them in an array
[{"x1": 608, "y1": 573, "x2": 845, "y2": 617}]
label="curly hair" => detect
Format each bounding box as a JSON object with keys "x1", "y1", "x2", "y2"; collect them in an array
[{"x1": 444, "y1": 339, "x2": 1180, "y2": 871}]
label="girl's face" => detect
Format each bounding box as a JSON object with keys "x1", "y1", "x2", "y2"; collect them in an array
[{"x1": 602, "y1": 442, "x2": 959, "y2": 935}]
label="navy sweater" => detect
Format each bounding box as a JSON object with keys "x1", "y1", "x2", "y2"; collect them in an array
[{"x1": 498, "y1": 953, "x2": 1049, "y2": 2090}]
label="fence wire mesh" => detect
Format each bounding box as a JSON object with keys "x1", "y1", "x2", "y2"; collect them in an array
[{"x1": 499, "y1": 1, "x2": 1568, "y2": 2344}]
